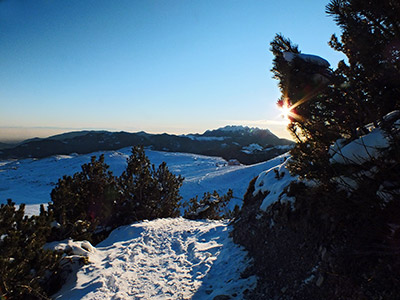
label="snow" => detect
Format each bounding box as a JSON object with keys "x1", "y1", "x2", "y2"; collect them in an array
[
  {"x1": 54, "y1": 155, "x2": 75, "y2": 160},
  {"x1": 329, "y1": 111, "x2": 400, "y2": 193},
  {"x1": 217, "y1": 125, "x2": 253, "y2": 132},
  {"x1": 0, "y1": 148, "x2": 290, "y2": 298},
  {"x1": 241, "y1": 143, "x2": 263, "y2": 154},
  {"x1": 252, "y1": 155, "x2": 298, "y2": 211},
  {"x1": 330, "y1": 128, "x2": 390, "y2": 164},
  {"x1": 267, "y1": 144, "x2": 293, "y2": 151},
  {"x1": 46, "y1": 239, "x2": 95, "y2": 258},
  {"x1": 283, "y1": 52, "x2": 330, "y2": 68},
  {"x1": 53, "y1": 218, "x2": 256, "y2": 300},
  {"x1": 185, "y1": 135, "x2": 226, "y2": 141},
  {"x1": 380, "y1": 110, "x2": 400, "y2": 125},
  {"x1": 0, "y1": 148, "x2": 285, "y2": 215}
]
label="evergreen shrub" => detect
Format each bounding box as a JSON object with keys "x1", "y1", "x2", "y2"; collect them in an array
[
  {"x1": 0, "y1": 200, "x2": 61, "y2": 300},
  {"x1": 183, "y1": 189, "x2": 238, "y2": 220},
  {"x1": 49, "y1": 146, "x2": 184, "y2": 242}
]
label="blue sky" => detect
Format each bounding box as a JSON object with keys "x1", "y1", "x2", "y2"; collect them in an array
[{"x1": 0, "y1": 0, "x2": 344, "y2": 142}]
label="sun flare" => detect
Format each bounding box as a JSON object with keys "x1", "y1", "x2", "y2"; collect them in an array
[
  {"x1": 279, "y1": 101, "x2": 294, "y2": 124},
  {"x1": 281, "y1": 104, "x2": 291, "y2": 120}
]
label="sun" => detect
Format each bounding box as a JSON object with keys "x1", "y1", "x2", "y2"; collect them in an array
[
  {"x1": 279, "y1": 100, "x2": 294, "y2": 124},
  {"x1": 280, "y1": 104, "x2": 291, "y2": 120}
]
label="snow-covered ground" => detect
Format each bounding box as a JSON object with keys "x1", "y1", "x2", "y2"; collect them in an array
[
  {"x1": 0, "y1": 148, "x2": 288, "y2": 298},
  {"x1": 0, "y1": 147, "x2": 287, "y2": 215},
  {"x1": 253, "y1": 156, "x2": 297, "y2": 211},
  {"x1": 50, "y1": 218, "x2": 256, "y2": 300}
]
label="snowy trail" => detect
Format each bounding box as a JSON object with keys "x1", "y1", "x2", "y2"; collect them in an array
[{"x1": 54, "y1": 218, "x2": 256, "y2": 300}]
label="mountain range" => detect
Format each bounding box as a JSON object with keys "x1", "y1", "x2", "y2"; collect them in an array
[{"x1": 0, "y1": 126, "x2": 293, "y2": 164}]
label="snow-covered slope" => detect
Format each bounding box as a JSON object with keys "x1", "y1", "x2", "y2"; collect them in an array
[
  {"x1": 253, "y1": 156, "x2": 297, "y2": 211},
  {"x1": 0, "y1": 148, "x2": 287, "y2": 215},
  {"x1": 51, "y1": 218, "x2": 256, "y2": 300}
]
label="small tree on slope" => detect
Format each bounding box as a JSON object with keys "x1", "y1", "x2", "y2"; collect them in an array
[
  {"x1": 50, "y1": 147, "x2": 184, "y2": 241},
  {"x1": 116, "y1": 146, "x2": 184, "y2": 225},
  {"x1": 49, "y1": 155, "x2": 118, "y2": 242}
]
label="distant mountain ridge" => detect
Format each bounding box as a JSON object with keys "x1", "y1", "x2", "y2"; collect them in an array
[
  {"x1": 0, "y1": 126, "x2": 293, "y2": 164},
  {"x1": 205, "y1": 125, "x2": 271, "y2": 134},
  {"x1": 0, "y1": 142, "x2": 14, "y2": 150}
]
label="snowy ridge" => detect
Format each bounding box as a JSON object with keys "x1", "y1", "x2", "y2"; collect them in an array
[
  {"x1": 204, "y1": 125, "x2": 271, "y2": 135},
  {"x1": 217, "y1": 125, "x2": 258, "y2": 132},
  {"x1": 53, "y1": 218, "x2": 256, "y2": 300},
  {"x1": 184, "y1": 135, "x2": 226, "y2": 141}
]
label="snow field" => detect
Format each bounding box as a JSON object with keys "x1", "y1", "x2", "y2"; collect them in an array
[
  {"x1": 0, "y1": 148, "x2": 287, "y2": 214},
  {"x1": 53, "y1": 218, "x2": 256, "y2": 300}
]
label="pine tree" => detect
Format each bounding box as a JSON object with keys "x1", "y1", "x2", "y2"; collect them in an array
[
  {"x1": 271, "y1": 34, "x2": 340, "y2": 180},
  {"x1": 266, "y1": 2, "x2": 400, "y2": 298},
  {"x1": 49, "y1": 147, "x2": 184, "y2": 241},
  {"x1": 49, "y1": 155, "x2": 118, "y2": 241},
  {"x1": 326, "y1": 0, "x2": 400, "y2": 125},
  {"x1": 232, "y1": 2, "x2": 400, "y2": 299},
  {"x1": 117, "y1": 146, "x2": 154, "y2": 224},
  {"x1": 116, "y1": 146, "x2": 184, "y2": 225},
  {"x1": 271, "y1": 1, "x2": 400, "y2": 180},
  {"x1": 151, "y1": 161, "x2": 184, "y2": 219}
]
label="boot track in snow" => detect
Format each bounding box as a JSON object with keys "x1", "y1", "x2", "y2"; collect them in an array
[{"x1": 53, "y1": 218, "x2": 256, "y2": 300}]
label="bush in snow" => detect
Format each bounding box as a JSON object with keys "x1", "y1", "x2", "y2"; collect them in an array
[
  {"x1": 49, "y1": 147, "x2": 184, "y2": 242},
  {"x1": 183, "y1": 189, "x2": 238, "y2": 220},
  {"x1": 116, "y1": 146, "x2": 184, "y2": 225},
  {"x1": 49, "y1": 154, "x2": 118, "y2": 243},
  {"x1": 0, "y1": 200, "x2": 62, "y2": 299}
]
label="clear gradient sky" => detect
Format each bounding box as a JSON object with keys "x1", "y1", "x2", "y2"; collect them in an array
[{"x1": 0, "y1": 0, "x2": 344, "y2": 142}]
